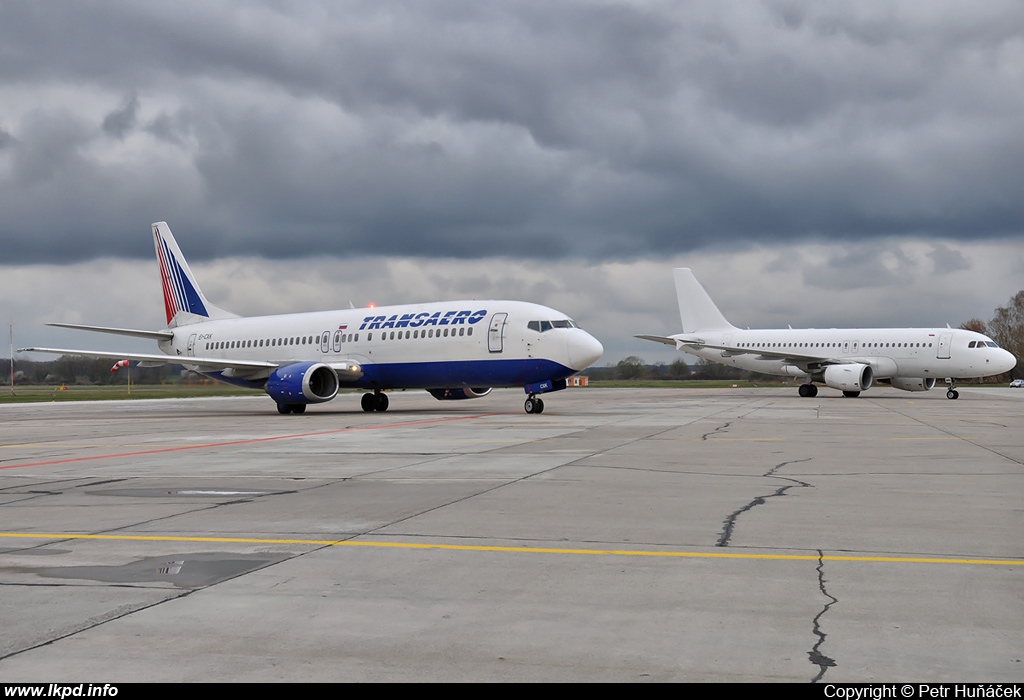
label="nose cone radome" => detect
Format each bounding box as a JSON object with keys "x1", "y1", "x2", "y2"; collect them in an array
[
  {"x1": 567, "y1": 331, "x2": 604, "y2": 370},
  {"x1": 996, "y1": 349, "x2": 1018, "y2": 375}
]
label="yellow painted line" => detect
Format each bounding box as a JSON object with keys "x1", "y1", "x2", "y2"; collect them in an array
[{"x1": 1, "y1": 532, "x2": 1021, "y2": 567}]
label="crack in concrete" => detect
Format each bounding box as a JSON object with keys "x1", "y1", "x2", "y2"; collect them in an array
[
  {"x1": 809, "y1": 549, "x2": 838, "y2": 682},
  {"x1": 717, "y1": 458, "x2": 812, "y2": 547},
  {"x1": 701, "y1": 422, "x2": 731, "y2": 441}
]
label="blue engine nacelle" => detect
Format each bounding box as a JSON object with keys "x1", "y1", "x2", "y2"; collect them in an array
[
  {"x1": 427, "y1": 387, "x2": 492, "y2": 401},
  {"x1": 266, "y1": 362, "x2": 339, "y2": 404}
]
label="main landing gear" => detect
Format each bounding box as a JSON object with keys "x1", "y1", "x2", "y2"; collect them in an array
[
  {"x1": 798, "y1": 383, "x2": 818, "y2": 398},
  {"x1": 361, "y1": 391, "x2": 389, "y2": 412},
  {"x1": 277, "y1": 403, "x2": 307, "y2": 415},
  {"x1": 945, "y1": 378, "x2": 959, "y2": 400},
  {"x1": 524, "y1": 395, "x2": 545, "y2": 414}
]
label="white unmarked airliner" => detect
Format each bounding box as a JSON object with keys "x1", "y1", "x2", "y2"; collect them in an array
[
  {"x1": 638, "y1": 268, "x2": 1017, "y2": 399},
  {"x1": 22, "y1": 222, "x2": 603, "y2": 414}
]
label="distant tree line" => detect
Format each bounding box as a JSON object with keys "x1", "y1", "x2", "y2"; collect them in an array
[
  {"x1": 584, "y1": 356, "x2": 773, "y2": 382},
  {"x1": 4, "y1": 356, "x2": 196, "y2": 386}
]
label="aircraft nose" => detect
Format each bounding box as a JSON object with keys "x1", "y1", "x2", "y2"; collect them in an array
[
  {"x1": 567, "y1": 331, "x2": 604, "y2": 370},
  {"x1": 997, "y1": 349, "x2": 1018, "y2": 374}
]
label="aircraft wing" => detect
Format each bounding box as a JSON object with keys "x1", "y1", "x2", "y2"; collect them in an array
[
  {"x1": 18, "y1": 347, "x2": 277, "y2": 371},
  {"x1": 19, "y1": 347, "x2": 367, "y2": 382},
  {"x1": 694, "y1": 344, "x2": 841, "y2": 366},
  {"x1": 636, "y1": 335, "x2": 846, "y2": 369}
]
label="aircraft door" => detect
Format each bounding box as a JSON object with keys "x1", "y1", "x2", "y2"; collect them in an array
[
  {"x1": 187, "y1": 334, "x2": 197, "y2": 357},
  {"x1": 333, "y1": 330, "x2": 343, "y2": 353},
  {"x1": 937, "y1": 333, "x2": 952, "y2": 359},
  {"x1": 488, "y1": 313, "x2": 508, "y2": 353},
  {"x1": 320, "y1": 332, "x2": 330, "y2": 354}
]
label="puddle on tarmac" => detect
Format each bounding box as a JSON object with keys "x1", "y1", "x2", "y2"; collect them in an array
[
  {"x1": 34, "y1": 552, "x2": 291, "y2": 588},
  {"x1": 90, "y1": 488, "x2": 291, "y2": 498},
  {"x1": 0, "y1": 548, "x2": 69, "y2": 556}
]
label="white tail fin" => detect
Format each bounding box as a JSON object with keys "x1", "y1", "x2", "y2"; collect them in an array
[
  {"x1": 673, "y1": 268, "x2": 736, "y2": 333},
  {"x1": 152, "y1": 222, "x2": 237, "y2": 326}
]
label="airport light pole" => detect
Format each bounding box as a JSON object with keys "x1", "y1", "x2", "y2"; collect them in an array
[{"x1": 9, "y1": 321, "x2": 14, "y2": 397}]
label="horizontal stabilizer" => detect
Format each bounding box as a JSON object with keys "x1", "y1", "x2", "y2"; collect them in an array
[
  {"x1": 635, "y1": 334, "x2": 678, "y2": 347},
  {"x1": 636, "y1": 334, "x2": 705, "y2": 350},
  {"x1": 46, "y1": 323, "x2": 174, "y2": 341}
]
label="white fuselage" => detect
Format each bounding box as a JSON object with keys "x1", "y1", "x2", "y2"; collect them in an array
[{"x1": 677, "y1": 327, "x2": 1015, "y2": 381}]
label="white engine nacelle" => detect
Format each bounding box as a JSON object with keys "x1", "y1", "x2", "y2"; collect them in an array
[
  {"x1": 823, "y1": 363, "x2": 874, "y2": 392},
  {"x1": 889, "y1": 377, "x2": 936, "y2": 393}
]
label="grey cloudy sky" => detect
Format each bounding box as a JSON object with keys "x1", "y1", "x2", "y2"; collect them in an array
[{"x1": 2, "y1": 1, "x2": 1023, "y2": 365}]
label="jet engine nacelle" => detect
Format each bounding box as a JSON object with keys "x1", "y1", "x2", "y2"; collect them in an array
[
  {"x1": 265, "y1": 362, "x2": 339, "y2": 404},
  {"x1": 427, "y1": 387, "x2": 492, "y2": 401},
  {"x1": 889, "y1": 377, "x2": 936, "y2": 392},
  {"x1": 822, "y1": 363, "x2": 873, "y2": 392}
]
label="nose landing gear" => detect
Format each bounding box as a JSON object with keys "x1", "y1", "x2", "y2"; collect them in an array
[{"x1": 945, "y1": 378, "x2": 959, "y2": 400}]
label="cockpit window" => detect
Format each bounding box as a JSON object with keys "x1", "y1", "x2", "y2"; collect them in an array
[{"x1": 528, "y1": 319, "x2": 578, "y2": 332}]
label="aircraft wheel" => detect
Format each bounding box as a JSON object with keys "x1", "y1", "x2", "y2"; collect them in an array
[
  {"x1": 842, "y1": 391, "x2": 860, "y2": 398},
  {"x1": 798, "y1": 384, "x2": 817, "y2": 398},
  {"x1": 277, "y1": 403, "x2": 291, "y2": 415},
  {"x1": 524, "y1": 397, "x2": 538, "y2": 414},
  {"x1": 292, "y1": 404, "x2": 306, "y2": 414},
  {"x1": 375, "y1": 393, "x2": 389, "y2": 412},
  {"x1": 534, "y1": 398, "x2": 545, "y2": 414},
  {"x1": 947, "y1": 389, "x2": 959, "y2": 400},
  {"x1": 361, "y1": 393, "x2": 375, "y2": 412}
]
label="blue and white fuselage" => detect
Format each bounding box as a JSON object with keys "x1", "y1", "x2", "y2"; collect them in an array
[
  {"x1": 163, "y1": 300, "x2": 600, "y2": 395},
  {"x1": 23, "y1": 222, "x2": 603, "y2": 415}
]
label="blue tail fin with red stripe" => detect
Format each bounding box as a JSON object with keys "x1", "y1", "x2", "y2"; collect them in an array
[{"x1": 152, "y1": 222, "x2": 237, "y2": 326}]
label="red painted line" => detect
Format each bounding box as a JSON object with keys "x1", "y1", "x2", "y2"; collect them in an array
[{"x1": 0, "y1": 412, "x2": 500, "y2": 471}]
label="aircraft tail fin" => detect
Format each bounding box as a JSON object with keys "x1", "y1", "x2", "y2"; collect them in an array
[
  {"x1": 673, "y1": 268, "x2": 736, "y2": 333},
  {"x1": 152, "y1": 222, "x2": 237, "y2": 326}
]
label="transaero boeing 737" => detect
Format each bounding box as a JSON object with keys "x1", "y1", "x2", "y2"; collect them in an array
[
  {"x1": 22, "y1": 222, "x2": 604, "y2": 415},
  {"x1": 638, "y1": 268, "x2": 1017, "y2": 399}
]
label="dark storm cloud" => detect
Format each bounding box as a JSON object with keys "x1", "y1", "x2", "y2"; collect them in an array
[
  {"x1": 102, "y1": 92, "x2": 140, "y2": 139},
  {"x1": 0, "y1": 1, "x2": 1022, "y2": 264}
]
